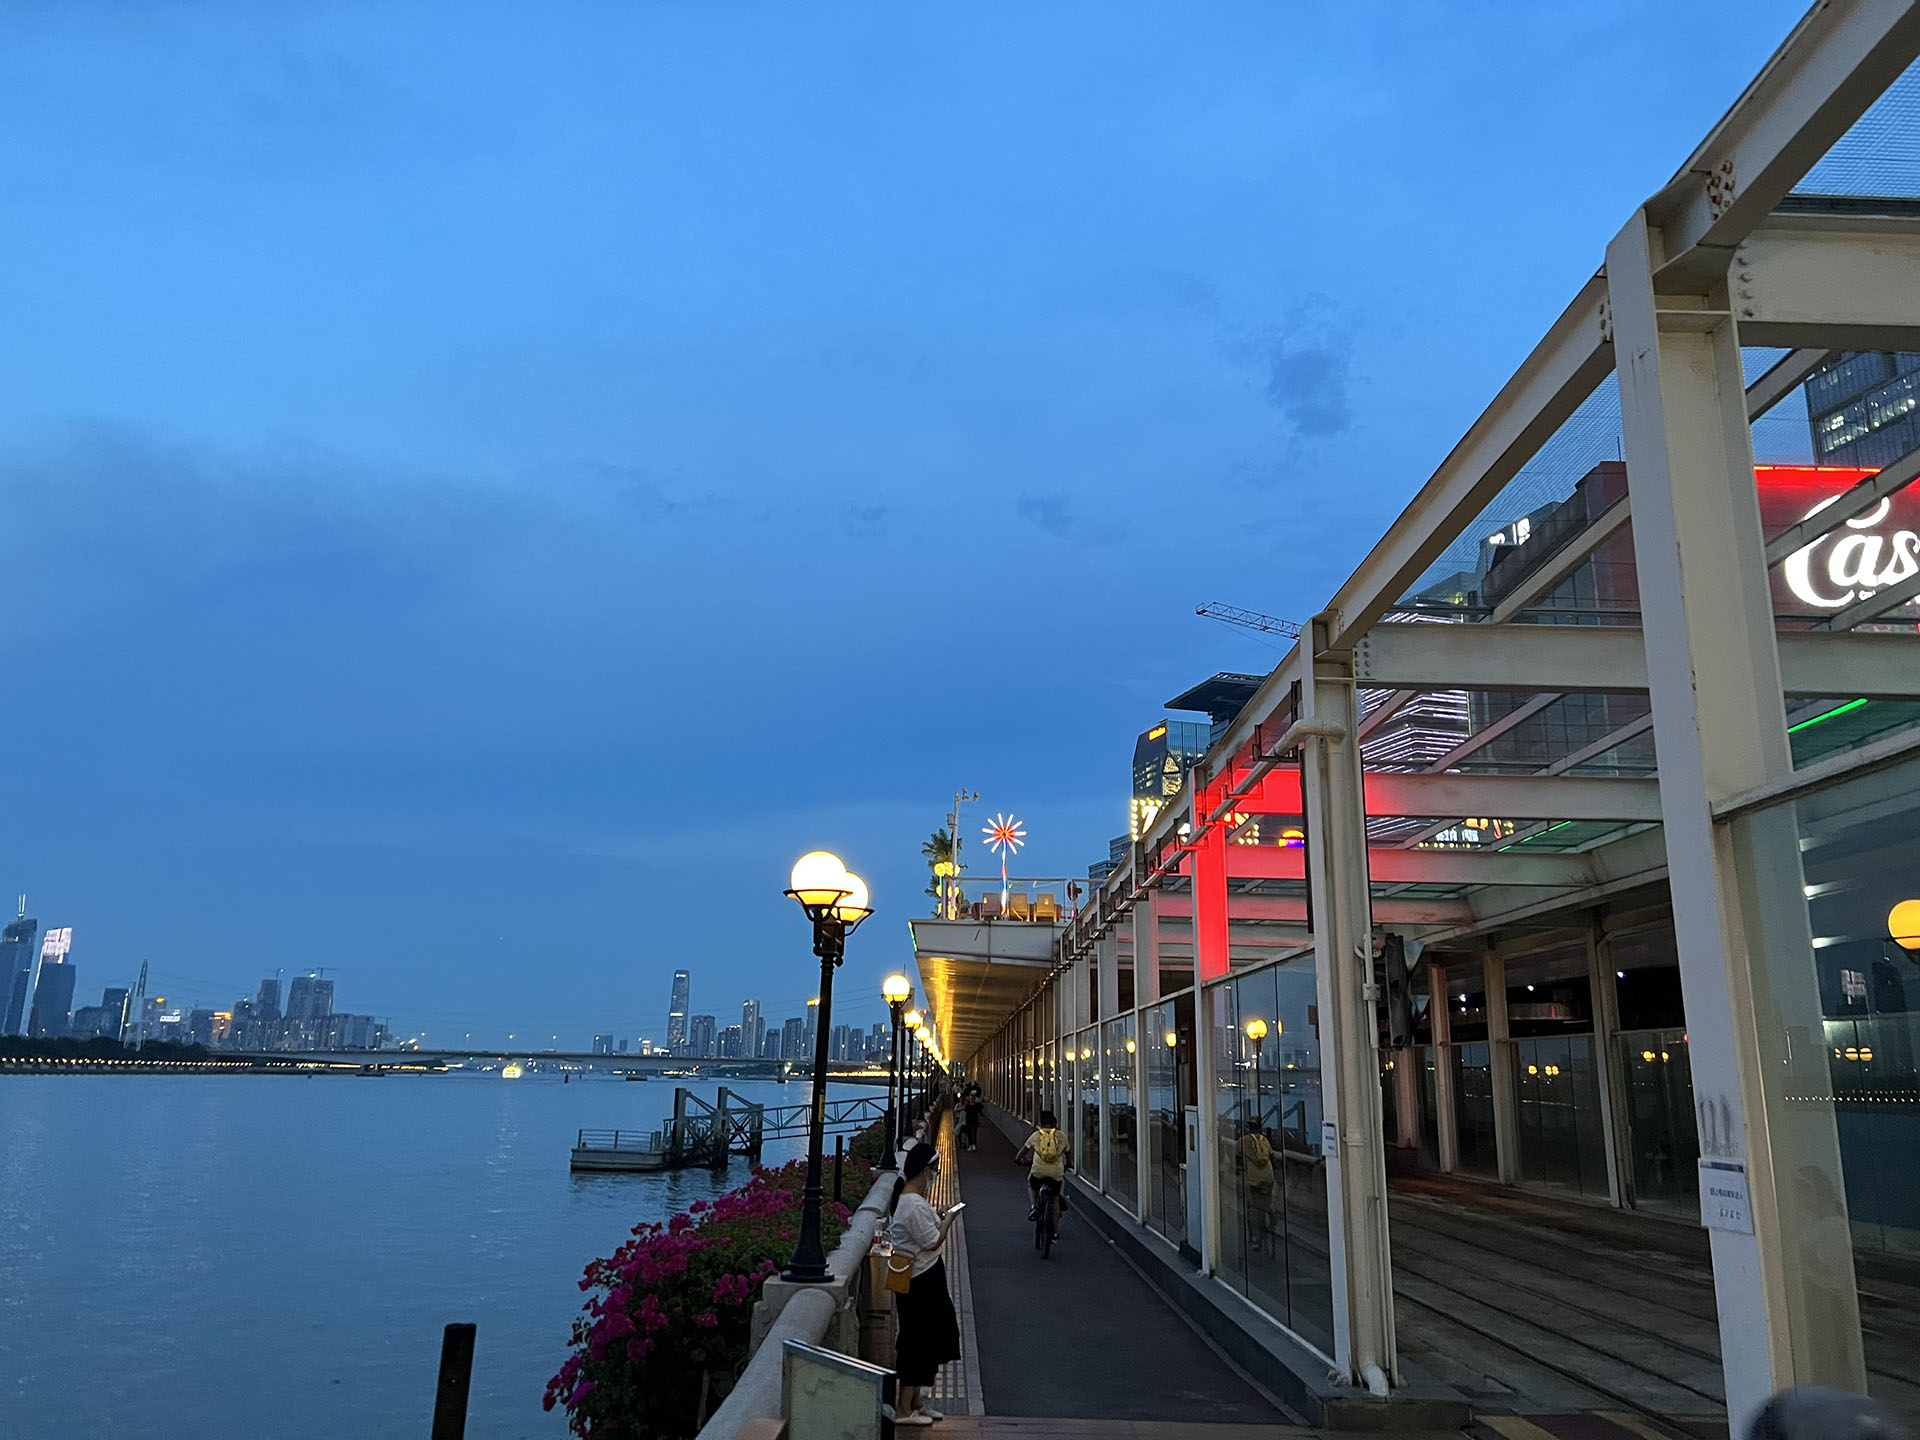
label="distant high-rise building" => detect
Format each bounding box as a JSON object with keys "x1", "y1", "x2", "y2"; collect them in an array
[
  {"x1": 255, "y1": 977, "x2": 282, "y2": 1021},
  {"x1": 741, "y1": 999, "x2": 763, "y2": 1058},
  {"x1": 830, "y1": 1023, "x2": 852, "y2": 1062},
  {"x1": 804, "y1": 998, "x2": 819, "y2": 1058},
  {"x1": 1806, "y1": 351, "x2": 1920, "y2": 468},
  {"x1": 286, "y1": 975, "x2": 316, "y2": 1022},
  {"x1": 27, "y1": 929, "x2": 76, "y2": 1039},
  {"x1": 688, "y1": 1014, "x2": 717, "y2": 1057},
  {"x1": 718, "y1": 1023, "x2": 744, "y2": 1058},
  {"x1": 667, "y1": 970, "x2": 690, "y2": 1053},
  {"x1": 101, "y1": 987, "x2": 131, "y2": 1042},
  {"x1": 759, "y1": 1027, "x2": 780, "y2": 1059},
  {"x1": 311, "y1": 978, "x2": 334, "y2": 1019},
  {"x1": 1, "y1": 899, "x2": 38, "y2": 1036},
  {"x1": 781, "y1": 1016, "x2": 805, "y2": 1060},
  {"x1": 618, "y1": 1038, "x2": 629, "y2": 1053},
  {"x1": 868, "y1": 1022, "x2": 886, "y2": 1062},
  {"x1": 592, "y1": 1034, "x2": 614, "y2": 1055}
]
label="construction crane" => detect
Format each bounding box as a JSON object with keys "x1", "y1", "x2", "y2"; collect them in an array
[{"x1": 1195, "y1": 602, "x2": 1304, "y2": 640}]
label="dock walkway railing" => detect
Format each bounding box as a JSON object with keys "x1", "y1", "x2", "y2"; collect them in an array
[{"x1": 574, "y1": 1128, "x2": 664, "y2": 1154}]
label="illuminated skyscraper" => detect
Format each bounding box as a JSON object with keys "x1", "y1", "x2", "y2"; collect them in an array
[
  {"x1": 666, "y1": 970, "x2": 690, "y2": 1052},
  {"x1": 741, "y1": 999, "x2": 763, "y2": 1057},
  {"x1": 0, "y1": 899, "x2": 37, "y2": 1036},
  {"x1": 27, "y1": 929, "x2": 76, "y2": 1039}
]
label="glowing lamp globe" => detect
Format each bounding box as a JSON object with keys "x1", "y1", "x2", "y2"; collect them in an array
[
  {"x1": 1164, "y1": 1030, "x2": 1178, "y2": 1048},
  {"x1": 830, "y1": 870, "x2": 872, "y2": 924},
  {"x1": 789, "y1": 851, "x2": 851, "y2": 909},
  {"x1": 883, "y1": 974, "x2": 912, "y2": 1004},
  {"x1": 904, "y1": 1008, "x2": 923, "y2": 1030},
  {"x1": 915, "y1": 1025, "x2": 932, "y2": 1044},
  {"x1": 1244, "y1": 1018, "x2": 1269, "y2": 1043},
  {"x1": 1890, "y1": 899, "x2": 1920, "y2": 952}
]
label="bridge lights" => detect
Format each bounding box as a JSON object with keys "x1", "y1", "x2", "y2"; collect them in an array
[{"x1": 781, "y1": 851, "x2": 872, "y2": 1285}]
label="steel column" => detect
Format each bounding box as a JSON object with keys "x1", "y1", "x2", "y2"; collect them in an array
[
  {"x1": 1610, "y1": 209, "x2": 1866, "y2": 1427},
  {"x1": 1300, "y1": 635, "x2": 1397, "y2": 1389},
  {"x1": 1482, "y1": 949, "x2": 1520, "y2": 1186},
  {"x1": 1428, "y1": 962, "x2": 1459, "y2": 1173}
]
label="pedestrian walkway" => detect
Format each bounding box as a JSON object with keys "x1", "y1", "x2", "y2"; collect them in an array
[{"x1": 957, "y1": 1116, "x2": 1288, "y2": 1425}]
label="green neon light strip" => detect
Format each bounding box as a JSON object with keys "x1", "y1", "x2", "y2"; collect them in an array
[{"x1": 1788, "y1": 698, "x2": 1869, "y2": 733}]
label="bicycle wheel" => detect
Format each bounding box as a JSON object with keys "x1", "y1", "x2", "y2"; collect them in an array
[{"x1": 1037, "y1": 1194, "x2": 1053, "y2": 1259}]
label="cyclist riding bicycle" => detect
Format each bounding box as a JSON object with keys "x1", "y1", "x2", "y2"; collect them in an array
[{"x1": 1017, "y1": 1109, "x2": 1070, "y2": 1233}]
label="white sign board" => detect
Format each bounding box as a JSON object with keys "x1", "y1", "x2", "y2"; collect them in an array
[
  {"x1": 39, "y1": 927, "x2": 71, "y2": 960},
  {"x1": 1699, "y1": 1159, "x2": 1754, "y2": 1235}
]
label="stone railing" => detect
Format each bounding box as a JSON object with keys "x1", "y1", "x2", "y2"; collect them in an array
[{"x1": 695, "y1": 1168, "x2": 897, "y2": 1440}]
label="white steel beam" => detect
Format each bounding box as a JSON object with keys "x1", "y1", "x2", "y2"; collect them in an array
[
  {"x1": 1352, "y1": 622, "x2": 1647, "y2": 692},
  {"x1": 1775, "y1": 629, "x2": 1920, "y2": 697},
  {"x1": 1481, "y1": 344, "x2": 1823, "y2": 628},
  {"x1": 1319, "y1": 279, "x2": 1614, "y2": 654},
  {"x1": 1644, "y1": 3, "x2": 1920, "y2": 286},
  {"x1": 1823, "y1": 568, "x2": 1920, "y2": 631},
  {"x1": 1421, "y1": 691, "x2": 1559, "y2": 769},
  {"x1": 1488, "y1": 500, "x2": 1633, "y2": 625},
  {"x1": 1733, "y1": 218, "x2": 1920, "y2": 349},
  {"x1": 1744, "y1": 347, "x2": 1833, "y2": 419},
  {"x1": 1611, "y1": 209, "x2": 1865, "y2": 1426},
  {"x1": 1762, "y1": 446, "x2": 1920, "y2": 564},
  {"x1": 1368, "y1": 771, "x2": 1661, "y2": 822},
  {"x1": 1350, "y1": 620, "x2": 1920, "y2": 699}
]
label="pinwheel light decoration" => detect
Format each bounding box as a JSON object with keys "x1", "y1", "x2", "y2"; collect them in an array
[{"x1": 983, "y1": 812, "x2": 1027, "y2": 906}]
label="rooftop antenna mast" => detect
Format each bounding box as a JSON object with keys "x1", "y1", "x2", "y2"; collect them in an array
[{"x1": 947, "y1": 789, "x2": 978, "y2": 918}]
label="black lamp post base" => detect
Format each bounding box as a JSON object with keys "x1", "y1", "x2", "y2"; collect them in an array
[{"x1": 780, "y1": 1261, "x2": 833, "y2": 1284}]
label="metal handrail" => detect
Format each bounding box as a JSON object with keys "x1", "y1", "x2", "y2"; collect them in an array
[{"x1": 575, "y1": 1128, "x2": 664, "y2": 1152}]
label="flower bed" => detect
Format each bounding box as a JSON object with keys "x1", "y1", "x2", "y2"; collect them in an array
[{"x1": 546, "y1": 1140, "x2": 881, "y2": 1438}]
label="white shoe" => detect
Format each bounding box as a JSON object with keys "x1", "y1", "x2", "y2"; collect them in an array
[
  {"x1": 895, "y1": 1408, "x2": 934, "y2": 1427},
  {"x1": 917, "y1": 1404, "x2": 946, "y2": 1421}
]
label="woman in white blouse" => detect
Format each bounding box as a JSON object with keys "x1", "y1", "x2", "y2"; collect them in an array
[{"x1": 886, "y1": 1141, "x2": 962, "y2": 1426}]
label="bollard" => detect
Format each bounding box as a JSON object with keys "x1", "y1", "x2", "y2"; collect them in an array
[
  {"x1": 834, "y1": 1133, "x2": 845, "y2": 1202},
  {"x1": 431, "y1": 1323, "x2": 477, "y2": 1440}
]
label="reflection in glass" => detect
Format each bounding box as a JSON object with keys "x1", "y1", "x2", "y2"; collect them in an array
[
  {"x1": 1144, "y1": 1001, "x2": 1185, "y2": 1248},
  {"x1": 1105, "y1": 1016, "x2": 1138, "y2": 1211},
  {"x1": 1208, "y1": 959, "x2": 1333, "y2": 1357}
]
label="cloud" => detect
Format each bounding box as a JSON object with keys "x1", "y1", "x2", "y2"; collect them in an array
[
  {"x1": 1265, "y1": 336, "x2": 1352, "y2": 438},
  {"x1": 844, "y1": 504, "x2": 889, "y2": 538},
  {"x1": 1016, "y1": 492, "x2": 1075, "y2": 536}
]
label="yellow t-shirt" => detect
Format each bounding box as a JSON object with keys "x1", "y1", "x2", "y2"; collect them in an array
[
  {"x1": 1238, "y1": 1131, "x2": 1275, "y2": 1187},
  {"x1": 1026, "y1": 1127, "x2": 1069, "y2": 1180}
]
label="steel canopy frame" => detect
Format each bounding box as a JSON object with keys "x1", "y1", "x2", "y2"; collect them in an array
[{"x1": 964, "y1": 1, "x2": 1920, "y2": 1415}]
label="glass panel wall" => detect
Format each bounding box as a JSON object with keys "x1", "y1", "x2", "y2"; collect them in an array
[
  {"x1": 1453, "y1": 1041, "x2": 1499, "y2": 1177},
  {"x1": 1144, "y1": 998, "x2": 1186, "y2": 1249},
  {"x1": 1620, "y1": 1029, "x2": 1696, "y2": 1215},
  {"x1": 1105, "y1": 1015, "x2": 1138, "y2": 1211},
  {"x1": 1209, "y1": 958, "x2": 1333, "y2": 1356},
  {"x1": 1076, "y1": 1028, "x2": 1100, "y2": 1189},
  {"x1": 1513, "y1": 1034, "x2": 1610, "y2": 1198}
]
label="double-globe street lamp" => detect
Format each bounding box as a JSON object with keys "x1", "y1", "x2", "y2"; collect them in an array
[
  {"x1": 902, "y1": 1007, "x2": 924, "y2": 1125},
  {"x1": 781, "y1": 850, "x2": 873, "y2": 1284},
  {"x1": 881, "y1": 973, "x2": 913, "y2": 1169}
]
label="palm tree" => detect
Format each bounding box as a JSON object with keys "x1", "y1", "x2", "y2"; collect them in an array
[{"x1": 922, "y1": 828, "x2": 956, "y2": 915}]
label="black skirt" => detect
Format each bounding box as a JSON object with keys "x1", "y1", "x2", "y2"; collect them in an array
[{"x1": 893, "y1": 1257, "x2": 961, "y2": 1386}]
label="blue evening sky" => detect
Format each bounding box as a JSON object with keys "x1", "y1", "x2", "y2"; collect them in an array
[{"x1": 0, "y1": 1, "x2": 1811, "y2": 1045}]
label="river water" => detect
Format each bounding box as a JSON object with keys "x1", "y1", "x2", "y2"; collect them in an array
[{"x1": 0, "y1": 1072, "x2": 853, "y2": 1439}]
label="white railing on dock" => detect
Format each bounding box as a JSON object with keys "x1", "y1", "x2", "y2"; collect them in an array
[{"x1": 575, "y1": 1128, "x2": 664, "y2": 1153}]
